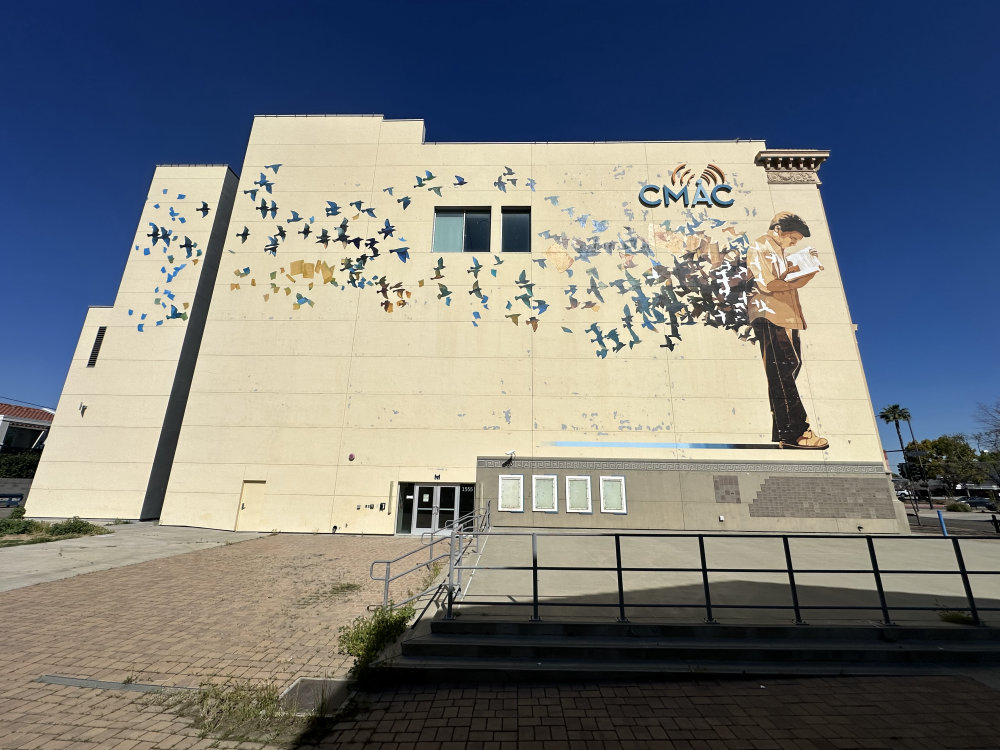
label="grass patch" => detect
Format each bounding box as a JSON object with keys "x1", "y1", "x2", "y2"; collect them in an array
[
  {"x1": 938, "y1": 609, "x2": 978, "y2": 625},
  {"x1": 1, "y1": 535, "x2": 100, "y2": 548},
  {"x1": 945, "y1": 502, "x2": 972, "y2": 512},
  {"x1": 0, "y1": 515, "x2": 110, "y2": 547},
  {"x1": 421, "y1": 561, "x2": 444, "y2": 591},
  {"x1": 337, "y1": 602, "x2": 415, "y2": 676},
  {"x1": 327, "y1": 581, "x2": 363, "y2": 596},
  {"x1": 150, "y1": 680, "x2": 306, "y2": 747},
  {"x1": 293, "y1": 581, "x2": 363, "y2": 607},
  {"x1": 107, "y1": 518, "x2": 131, "y2": 525}
]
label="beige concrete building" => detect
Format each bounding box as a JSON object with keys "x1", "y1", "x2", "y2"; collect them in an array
[
  {"x1": 29, "y1": 115, "x2": 907, "y2": 535},
  {"x1": 28, "y1": 166, "x2": 238, "y2": 520}
]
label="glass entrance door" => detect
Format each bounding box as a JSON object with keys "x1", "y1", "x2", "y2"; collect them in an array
[
  {"x1": 413, "y1": 485, "x2": 435, "y2": 533},
  {"x1": 411, "y1": 485, "x2": 459, "y2": 534},
  {"x1": 437, "y1": 486, "x2": 456, "y2": 530}
]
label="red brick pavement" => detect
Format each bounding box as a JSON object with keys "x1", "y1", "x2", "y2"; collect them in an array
[
  {"x1": 0, "y1": 533, "x2": 416, "y2": 750},
  {"x1": 309, "y1": 676, "x2": 1000, "y2": 750},
  {"x1": 4, "y1": 532, "x2": 1000, "y2": 749}
]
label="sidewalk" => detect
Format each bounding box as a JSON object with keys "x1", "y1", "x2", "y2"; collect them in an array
[
  {"x1": 312, "y1": 676, "x2": 1000, "y2": 749},
  {"x1": 1, "y1": 521, "x2": 267, "y2": 592}
]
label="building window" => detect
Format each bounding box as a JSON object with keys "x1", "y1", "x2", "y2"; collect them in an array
[
  {"x1": 433, "y1": 208, "x2": 491, "y2": 252},
  {"x1": 498, "y1": 475, "x2": 524, "y2": 512},
  {"x1": 501, "y1": 207, "x2": 530, "y2": 252},
  {"x1": 532, "y1": 475, "x2": 557, "y2": 513},
  {"x1": 600, "y1": 477, "x2": 627, "y2": 514},
  {"x1": 566, "y1": 476, "x2": 592, "y2": 513},
  {"x1": 86, "y1": 326, "x2": 107, "y2": 368}
]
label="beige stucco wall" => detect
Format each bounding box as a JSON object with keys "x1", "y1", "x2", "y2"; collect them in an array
[
  {"x1": 153, "y1": 115, "x2": 898, "y2": 534},
  {"x1": 28, "y1": 166, "x2": 238, "y2": 520}
]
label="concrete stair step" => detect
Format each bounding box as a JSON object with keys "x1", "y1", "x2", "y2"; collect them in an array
[
  {"x1": 363, "y1": 653, "x2": 960, "y2": 686},
  {"x1": 431, "y1": 619, "x2": 1000, "y2": 643},
  {"x1": 368, "y1": 619, "x2": 1000, "y2": 685},
  {"x1": 403, "y1": 632, "x2": 1000, "y2": 664}
]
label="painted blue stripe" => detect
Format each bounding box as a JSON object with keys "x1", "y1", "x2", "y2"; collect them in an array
[{"x1": 548, "y1": 441, "x2": 781, "y2": 450}]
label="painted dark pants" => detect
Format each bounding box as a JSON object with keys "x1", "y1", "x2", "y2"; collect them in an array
[{"x1": 751, "y1": 318, "x2": 808, "y2": 443}]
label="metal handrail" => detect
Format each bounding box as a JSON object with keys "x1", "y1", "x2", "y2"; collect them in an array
[
  {"x1": 442, "y1": 530, "x2": 1000, "y2": 626},
  {"x1": 419, "y1": 504, "x2": 482, "y2": 544},
  {"x1": 370, "y1": 502, "x2": 491, "y2": 607}
]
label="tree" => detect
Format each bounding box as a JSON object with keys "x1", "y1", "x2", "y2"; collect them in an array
[
  {"x1": 879, "y1": 404, "x2": 912, "y2": 475},
  {"x1": 909, "y1": 434, "x2": 987, "y2": 496},
  {"x1": 975, "y1": 400, "x2": 1000, "y2": 454},
  {"x1": 980, "y1": 451, "x2": 1000, "y2": 487}
]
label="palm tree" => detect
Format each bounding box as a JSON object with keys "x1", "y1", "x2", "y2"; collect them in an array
[{"x1": 878, "y1": 404, "x2": 912, "y2": 474}]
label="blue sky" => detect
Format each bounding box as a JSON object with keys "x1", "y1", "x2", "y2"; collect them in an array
[{"x1": 3, "y1": 0, "x2": 998, "y2": 455}]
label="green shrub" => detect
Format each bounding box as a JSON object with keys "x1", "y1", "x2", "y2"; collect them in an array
[
  {"x1": 48, "y1": 517, "x2": 109, "y2": 536},
  {"x1": 945, "y1": 502, "x2": 972, "y2": 513},
  {"x1": 337, "y1": 603, "x2": 415, "y2": 675},
  {"x1": 0, "y1": 516, "x2": 45, "y2": 535},
  {"x1": 0, "y1": 450, "x2": 41, "y2": 478},
  {"x1": 9, "y1": 506, "x2": 26, "y2": 519}
]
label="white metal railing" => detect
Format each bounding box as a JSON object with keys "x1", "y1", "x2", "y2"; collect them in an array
[{"x1": 369, "y1": 501, "x2": 491, "y2": 608}]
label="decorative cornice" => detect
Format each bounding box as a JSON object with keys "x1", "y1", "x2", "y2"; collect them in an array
[{"x1": 754, "y1": 149, "x2": 830, "y2": 185}]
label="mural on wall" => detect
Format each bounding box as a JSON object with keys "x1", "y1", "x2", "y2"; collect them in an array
[
  {"x1": 746, "y1": 213, "x2": 827, "y2": 450},
  {"x1": 129, "y1": 188, "x2": 213, "y2": 331},
  {"x1": 147, "y1": 159, "x2": 827, "y2": 450}
]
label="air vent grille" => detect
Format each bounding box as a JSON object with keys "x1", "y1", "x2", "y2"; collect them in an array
[{"x1": 86, "y1": 326, "x2": 107, "y2": 367}]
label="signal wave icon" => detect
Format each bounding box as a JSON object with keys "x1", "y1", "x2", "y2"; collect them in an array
[{"x1": 669, "y1": 163, "x2": 727, "y2": 187}]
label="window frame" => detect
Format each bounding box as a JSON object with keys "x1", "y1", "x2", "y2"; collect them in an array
[
  {"x1": 432, "y1": 207, "x2": 491, "y2": 253},
  {"x1": 599, "y1": 476, "x2": 627, "y2": 514},
  {"x1": 498, "y1": 474, "x2": 524, "y2": 513},
  {"x1": 532, "y1": 475, "x2": 558, "y2": 513},
  {"x1": 565, "y1": 476, "x2": 592, "y2": 514}
]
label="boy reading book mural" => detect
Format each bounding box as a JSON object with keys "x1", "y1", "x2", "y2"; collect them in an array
[{"x1": 747, "y1": 212, "x2": 828, "y2": 449}]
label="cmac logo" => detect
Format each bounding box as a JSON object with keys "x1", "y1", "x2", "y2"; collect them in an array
[{"x1": 638, "y1": 163, "x2": 734, "y2": 209}]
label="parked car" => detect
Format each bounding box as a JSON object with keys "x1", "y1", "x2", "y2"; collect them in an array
[
  {"x1": 959, "y1": 496, "x2": 995, "y2": 511},
  {"x1": 0, "y1": 494, "x2": 25, "y2": 508}
]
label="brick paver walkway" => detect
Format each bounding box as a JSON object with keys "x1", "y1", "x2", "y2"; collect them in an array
[
  {"x1": 310, "y1": 676, "x2": 1000, "y2": 749},
  {"x1": 3, "y1": 532, "x2": 1000, "y2": 749},
  {"x1": 0, "y1": 533, "x2": 415, "y2": 749}
]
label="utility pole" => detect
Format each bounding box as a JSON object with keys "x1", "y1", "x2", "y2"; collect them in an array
[{"x1": 906, "y1": 418, "x2": 931, "y2": 509}]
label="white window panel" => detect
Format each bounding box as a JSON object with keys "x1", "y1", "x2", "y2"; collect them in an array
[
  {"x1": 532, "y1": 475, "x2": 557, "y2": 512},
  {"x1": 432, "y1": 211, "x2": 463, "y2": 252},
  {"x1": 565, "y1": 476, "x2": 592, "y2": 513},
  {"x1": 600, "y1": 476, "x2": 627, "y2": 514},
  {"x1": 498, "y1": 474, "x2": 524, "y2": 512}
]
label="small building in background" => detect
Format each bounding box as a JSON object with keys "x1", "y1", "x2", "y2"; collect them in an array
[
  {"x1": 0, "y1": 403, "x2": 52, "y2": 452},
  {"x1": 0, "y1": 402, "x2": 53, "y2": 506}
]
